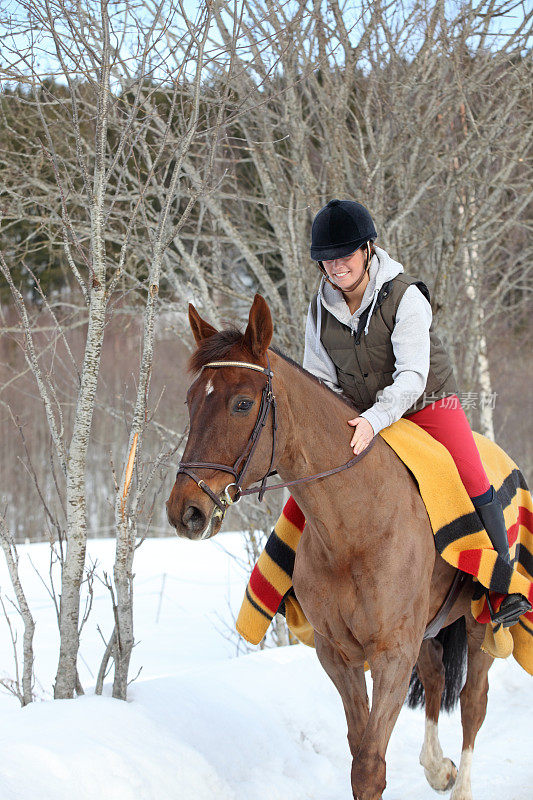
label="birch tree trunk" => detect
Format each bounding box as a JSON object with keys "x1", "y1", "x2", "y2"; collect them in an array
[
  {"x1": 0, "y1": 516, "x2": 35, "y2": 706},
  {"x1": 454, "y1": 93, "x2": 497, "y2": 441},
  {"x1": 462, "y1": 227, "x2": 496, "y2": 440},
  {"x1": 55, "y1": 290, "x2": 107, "y2": 697},
  {"x1": 109, "y1": 2, "x2": 235, "y2": 699},
  {"x1": 54, "y1": 1, "x2": 112, "y2": 698}
]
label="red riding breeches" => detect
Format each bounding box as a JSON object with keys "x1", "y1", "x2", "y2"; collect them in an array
[{"x1": 404, "y1": 394, "x2": 491, "y2": 499}]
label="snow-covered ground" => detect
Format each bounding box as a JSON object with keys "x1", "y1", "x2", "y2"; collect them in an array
[{"x1": 0, "y1": 535, "x2": 531, "y2": 800}]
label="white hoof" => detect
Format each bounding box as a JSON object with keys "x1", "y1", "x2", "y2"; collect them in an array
[
  {"x1": 420, "y1": 721, "x2": 457, "y2": 792},
  {"x1": 423, "y1": 757, "x2": 457, "y2": 792}
]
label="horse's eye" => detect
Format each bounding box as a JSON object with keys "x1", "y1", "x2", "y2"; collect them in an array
[{"x1": 233, "y1": 398, "x2": 253, "y2": 413}]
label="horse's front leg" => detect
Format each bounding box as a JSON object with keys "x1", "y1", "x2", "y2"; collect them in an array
[
  {"x1": 314, "y1": 632, "x2": 369, "y2": 760},
  {"x1": 352, "y1": 645, "x2": 418, "y2": 800}
]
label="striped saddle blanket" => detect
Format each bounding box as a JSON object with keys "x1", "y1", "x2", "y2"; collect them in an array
[{"x1": 236, "y1": 418, "x2": 533, "y2": 675}]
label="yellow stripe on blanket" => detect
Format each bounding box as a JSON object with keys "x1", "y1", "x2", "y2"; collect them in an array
[{"x1": 236, "y1": 418, "x2": 533, "y2": 676}]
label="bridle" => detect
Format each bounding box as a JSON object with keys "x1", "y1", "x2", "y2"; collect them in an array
[
  {"x1": 177, "y1": 355, "x2": 278, "y2": 521},
  {"x1": 176, "y1": 353, "x2": 376, "y2": 523}
]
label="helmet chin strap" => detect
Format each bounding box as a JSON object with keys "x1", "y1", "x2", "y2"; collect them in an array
[{"x1": 318, "y1": 241, "x2": 371, "y2": 293}]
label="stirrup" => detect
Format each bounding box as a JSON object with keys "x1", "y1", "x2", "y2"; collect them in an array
[{"x1": 485, "y1": 590, "x2": 532, "y2": 628}]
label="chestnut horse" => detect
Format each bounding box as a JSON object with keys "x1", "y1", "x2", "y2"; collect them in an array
[{"x1": 166, "y1": 295, "x2": 493, "y2": 800}]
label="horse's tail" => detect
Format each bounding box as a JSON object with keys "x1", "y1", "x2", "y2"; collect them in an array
[{"x1": 406, "y1": 616, "x2": 468, "y2": 712}]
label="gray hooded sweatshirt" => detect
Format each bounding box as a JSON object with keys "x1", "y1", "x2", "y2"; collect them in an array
[{"x1": 302, "y1": 245, "x2": 432, "y2": 435}]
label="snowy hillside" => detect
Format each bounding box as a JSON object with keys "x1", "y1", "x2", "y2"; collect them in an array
[{"x1": 0, "y1": 536, "x2": 530, "y2": 800}]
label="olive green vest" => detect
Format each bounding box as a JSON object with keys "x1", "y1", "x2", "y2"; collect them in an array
[{"x1": 311, "y1": 274, "x2": 458, "y2": 415}]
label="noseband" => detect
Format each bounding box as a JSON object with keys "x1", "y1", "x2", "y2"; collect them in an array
[{"x1": 176, "y1": 354, "x2": 376, "y2": 522}]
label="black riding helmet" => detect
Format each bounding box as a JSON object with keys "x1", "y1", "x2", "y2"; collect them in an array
[{"x1": 310, "y1": 199, "x2": 377, "y2": 261}]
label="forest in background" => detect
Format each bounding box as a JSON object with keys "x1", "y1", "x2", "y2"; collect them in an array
[
  {"x1": 1, "y1": 0, "x2": 531, "y2": 542},
  {"x1": 1, "y1": 303, "x2": 531, "y2": 543}
]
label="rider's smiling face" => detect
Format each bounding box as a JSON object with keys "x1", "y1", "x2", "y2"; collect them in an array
[{"x1": 321, "y1": 245, "x2": 366, "y2": 288}]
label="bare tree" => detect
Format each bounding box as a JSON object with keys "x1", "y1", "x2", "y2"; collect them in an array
[
  {"x1": 168, "y1": 0, "x2": 531, "y2": 438},
  {"x1": 1, "y1": 0, "x2": 309, "y2": 699},
  {"x1": 0, "y1": 515, "x2": 35, "y2": 706},
  {"x1": 0, "y1": 0, "x2": 244, "y2": 699}
]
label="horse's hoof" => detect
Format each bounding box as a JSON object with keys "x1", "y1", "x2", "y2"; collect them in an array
[
  {"x1": 424, "y1": 757, "x2": 457, "y2": 792},
  {"x1": 444, "y1": 761, "x2": 458, "y2": 791}
]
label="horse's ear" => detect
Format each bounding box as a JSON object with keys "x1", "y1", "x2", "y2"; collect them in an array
[
  {"x1": 188, "y1": 304, "x2": 218, "y2": 346},
  {"x1": 242, "y1": 294, "x2": 273, "y2": 358}
]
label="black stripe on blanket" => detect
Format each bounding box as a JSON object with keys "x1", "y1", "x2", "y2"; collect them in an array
[
  {"x1": 489, "y1": 556, "x2": 512, "y2": 594},
  {"x1": 434, "y1": 469, "x2": 526, "y2": 554},
  {"x1": 498, "y1": 468, "x2": 529, "y2": 501},
  {"x1": 434, "y1": 509, "x2": 483, "y2": 553},
  {"x1": 515, "y1": 543, "x2": 533, "y2": 580},
  {"x1": 245, "y1": 587, "x2": 273, "y2": 621},
  {"x1": 265, "y1": 532, "x2": 296, "y2": 577}
]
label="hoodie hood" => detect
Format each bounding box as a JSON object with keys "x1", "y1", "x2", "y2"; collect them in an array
[{"x1": 314, "y1": 245, "x2": 404, "y2": 352}]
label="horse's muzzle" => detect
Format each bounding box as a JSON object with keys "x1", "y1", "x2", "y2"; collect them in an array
[
  {"x1": 166, "y1": 493, "x2": 223, "y2": 540},
  {"x1": 181, "y1": 502, "x2": 207, "y2": 534}
]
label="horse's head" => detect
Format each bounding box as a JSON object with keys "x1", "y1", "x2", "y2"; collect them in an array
[{"x1": 166, "y1": 294, "x2": 284, "y2": 540}]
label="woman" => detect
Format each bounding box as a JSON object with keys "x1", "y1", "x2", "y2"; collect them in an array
[{"x1": 303, "y1": 198, "x2": 530, "y2": 627}]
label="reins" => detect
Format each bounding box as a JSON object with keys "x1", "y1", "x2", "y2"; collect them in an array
[{"x1": 176, "y1": 354, "x2": 376, "y2": 521}]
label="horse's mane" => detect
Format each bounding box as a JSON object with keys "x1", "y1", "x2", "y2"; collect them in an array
[
  {"x1": 188, "y1": 328, "x2": 356, "y2": 412},
  {"x1": 269, "y1": 346, "x2": 356, "y2": 411},
  {"x1": 188, "y1": 327, "x2": 243, "y2": 375}
]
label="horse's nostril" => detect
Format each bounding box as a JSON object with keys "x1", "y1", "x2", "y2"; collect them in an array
[{"x1": 182, "y1": 505, "x2": 206, "y2": 532}]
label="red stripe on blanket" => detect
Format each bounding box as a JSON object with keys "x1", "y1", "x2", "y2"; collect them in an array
[
  {"x1": 475, "y1": 603, "x2": 491, "y2": 624},
  {"x1": 458, "y1": 548, "x2": 483, "y2": 575},
  {"x1": 282, "y1": 496, "x2": 306, "y2": 531},
  {"x1": 249, "y1": 566, "x2": 282, "y2": 614},
  {"x1": 475, "y1": 592, "x2": 505, "y2": 625},
  {"x1": 507, "y1": 505, "x2": 533, "y2": 547}
]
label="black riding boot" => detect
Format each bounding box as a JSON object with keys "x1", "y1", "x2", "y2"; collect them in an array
[{"x1": 475, "y1": 486, "x2": 532, "y2": 627}]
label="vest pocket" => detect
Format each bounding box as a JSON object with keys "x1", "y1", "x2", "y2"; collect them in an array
[
  {"x1": 333, "y1": 367, "x2": 366, "y2": 411},
  {"x1": 365, "y1": 342, "x2": 395, "y2": 372},
  {"x1": 351, "y1": 373, "x2": 374, "y2": 412}
]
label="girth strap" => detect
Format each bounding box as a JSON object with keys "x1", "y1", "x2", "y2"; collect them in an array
[{"x1": 423, "y1": 571, "x2": 469, "y2": 640}]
